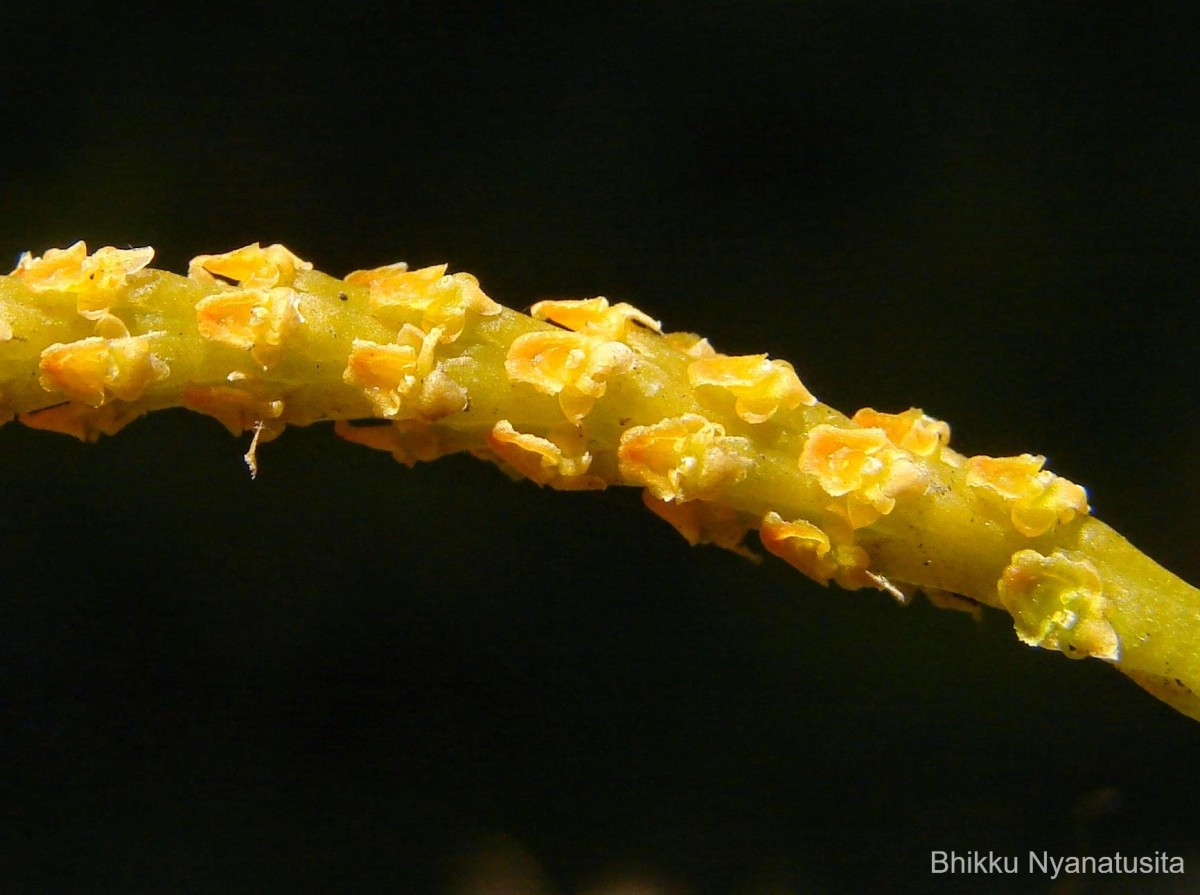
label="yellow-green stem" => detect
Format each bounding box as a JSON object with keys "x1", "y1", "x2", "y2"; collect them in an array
[{"x1": 2, "y1": 243, "x2": 1196, "y2": 722}]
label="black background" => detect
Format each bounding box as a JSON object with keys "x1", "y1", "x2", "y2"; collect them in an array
[{"x1": 2, "y1": 3, "x2": 1199, "y2": 893}]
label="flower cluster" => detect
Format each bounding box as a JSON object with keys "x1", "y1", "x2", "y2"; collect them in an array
[
  {"x1": 6, "y1": 243, "x2": 169, "y2": 437},
  {"x1": 850, "y1": 407, "x2": 950, "y2": 459},
  {"x1": 190, "y1": 244, "x2": 315, "y2": 369},
  {"x1": 195, "y1": 286, "x2": 302, "y2": 369},
  {"x1": 486, "y1": 420, "x2": 604, "y2": 491},
  {"x1": 617, "y1": 413, "x2": 753, "y2": 503},
  {"x1": 758, "y1": 511, "x2": 874, "y2": 590},
  {"x1": 10, "y1": 241, "x2": 156, "y2": 336},
  {"x1": 998, "y1": 548, "x2": 1119, "y2": 661},
  {"x1": 11, "y1": 241, "x2": 155, "y2": 297},
  {"x1": 504, "y1": 296, "x2": 663, "y2": 423},
  {"x1": 344, "y1": 325, "x2": 468, "y2": 421},
  {"x1": 642, "y1": 494, "x2": 758, "y2": 560},
  {"x1": 530, "y1": 296, "x2": 661, "y2": 340},
  {"x1": 189, "y1": 243, "x2": 311, "y2": 289},
  {"x1": 688, "y1": 353, "x2": 816, "y2": 423},
  {"x1": 965, "y1": 453, "x2": 1089, "y2": 537},
  {"x1": 38, "y1": 334, "x2": 169, "y2": 407},
  {"x1": 799, "y1": 424, "x2": 926, "y2": 529},
  {"x1": 3, "y1": 240, "x2": 1197, "y2": 722},
  {"x1": 333, "y1": 419, "x2": 459, "y2": 467},
  {"x1": 346, "y1": 262, "x2": 501, "y2": 342},
  {"x1": 505, "y1": 330, "x2": 634, "y2": 423}
]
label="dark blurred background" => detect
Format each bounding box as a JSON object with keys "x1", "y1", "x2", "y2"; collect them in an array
[{"x1": 2, "y1": 3, "x2": 1198, "y2": 893}]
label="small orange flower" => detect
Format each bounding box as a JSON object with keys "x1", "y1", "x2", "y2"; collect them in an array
[
  {"x1": 999, "y1": 548, "x2": 1119, "y2": 660},
  {"x1": 344, "y1": 325, "x2": 467, "y2": 421},
  {"x1": 759, "y1": 511, "x2": 874, "y2": 590},
  {"x1": 643, "y1": 493, "x2": 757, "y2": 560},
  {"x1": 334, "y1": 419, "x2": 456, "y2": 467},
  {"x1": 530, "y1": 296, "x2": 661, "y2": 339},
  {"x1": 10, "y1": 242, "x2": 155, "y2": 330},
  {"x1": 965, "y1": 454, "x2": 1089, "y2": 537},
  {"x1": 965, "y1": 453, "x2": 1044, "y2": 499},
  {"x1": 663, "y1": 331, "x2": 717, "y2": 359},
  {"x1": 19, "y1": 401, "x2": 146, "y2": 441},
  {"x1": 487, "y1": 420, "x2": 605, "y2": 491},
  {"x1": 688, "y1": 353, "x2": 816, "y2": 423},
  {"x1": 851, "y1": 407, "x2": 950, "y2": 458},
  {"x1": 344, "y1": 330, "x2": 425, "y2": 411},
  {"x1": 38, "y1": 334, "x2": 169, "y2": 407},
  {"x1": 188, "y1": 243, "x2": 311, "y2": 289},
  {"x1": 617, "y1": 413, "x2": 752, "y2": 502},
  {"x1": 343, "y1": 259, "x2": 412, "y2": 286},
  {"x1": 346, "y1": 263, "x2": 501, "y2": 343},
  {"x1": 505, "y1": 330, "x2": 634, "y2": 422},
  {"x1": 10, "y1": 242, "x2": 155, "y2": 295},
  {"x1": 183, "y1": 385, "x2": 285, "y2": 436},
  {"x1": 194, "y1": 286, "x2": 301, "y2": 368},
  {"x1": 799, "y1": 424, "x2": 926, "y2": 528}
]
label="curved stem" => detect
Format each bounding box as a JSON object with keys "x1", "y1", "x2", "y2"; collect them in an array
[{"x1": 2, "y1": 242, "x2": 1196, "y2": 721}]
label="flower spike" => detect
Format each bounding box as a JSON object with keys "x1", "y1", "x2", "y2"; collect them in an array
[{"x1": 2, "y1": 243, "x2": 1197, "y2": 723}]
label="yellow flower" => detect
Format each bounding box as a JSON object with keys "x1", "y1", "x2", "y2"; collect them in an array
[
  {"x1": 965, "y1": 454, "x2": 1089, "y2": 537},
  {"x1": 530, "y1": 296, "x2": 661, "y2": 339},
  {"x1": 965, "y1": 453, "x2": 1043, "y2": 498},
  {"x1": 799, "y1": 424, "x2": 926, "y2": 528},
  {"x1": 183, "y1": 385, "x2": 285, "y2": 436},
  {"x1": 344, "y1": 334, "x2": 420, "y2": 414},
  {"x1": 642, "y1": 493, "x2": 758, "y2": 560},
  {"x1": 759, "y1": 511, "x2": 874, "y2": 590},
  {"x1": 194, "y1": 286, "x2": 301, "y2": 369},
  {"x1": 617, "y1": 413, "x2": 752, "y2": 502},
  {"x1": 346, "y1": 262, "x2": 501, "y2": 343},
  {"x1": 487, "y1": 420, "x2": 605, "y2": 491},
  {"x1": 663, "y1": 331, "x2": 716, "y2": 358},
  {"x1": 10, "y1": 242, "x2": 156, "y2": 331},
  {"x1": 10, "y1": 242, "x2": 155, "y2": 296},
  {"x1": 333, "y1": 419, "x2": 456, "y2": 467},
  {"x1": 343, "y1": 325, "x2": 467, "y2": 421},
  {"x1": 688, "y1": 353, "x2": 816, "y2": 423},
  {"x1": 851, "y1": 407, "x2": 950, "y2": 458},
  {"x1": 999, "y1": 549, "x2": 1119, "y2": 661},
  {"x1": 38, "y1": 334, "x2": 169, "y2": 407},
  {"x1": 19, "y1": 401, "x2": 146, "y2": 441},
  {"x1": 188, "y1": 243, "x2": 312, "y2": 289},
  {"x1": 505, "y1": 330, "x2": 634, "y2": 422}
]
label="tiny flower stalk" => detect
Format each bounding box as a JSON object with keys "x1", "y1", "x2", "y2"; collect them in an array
[{"x1": 2, "y1": 242, "x2": 1197, "y2": 722}]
